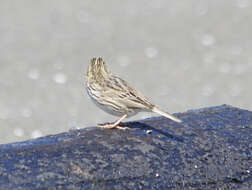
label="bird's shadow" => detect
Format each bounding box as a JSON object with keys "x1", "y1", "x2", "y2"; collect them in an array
[{"x1": 121, "y1": 121, "x2": 184, "y2": 143}]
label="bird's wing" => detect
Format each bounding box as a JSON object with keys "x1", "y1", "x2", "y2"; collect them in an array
[{"x1": 103, "y1": 75, "x2": 154, "y2": 110}]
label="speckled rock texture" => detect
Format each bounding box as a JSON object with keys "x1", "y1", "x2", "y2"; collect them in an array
[{"x1": 0, "y1": 105, "x2": 251, "y2": 189}]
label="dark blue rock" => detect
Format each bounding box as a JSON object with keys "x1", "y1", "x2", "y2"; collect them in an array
[{"x1": 0, "y1": 105, "x2": 251, "y2": 189}]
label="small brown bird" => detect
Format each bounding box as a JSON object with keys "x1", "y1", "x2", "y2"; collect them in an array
[{"x1": 85, "y1": 57, "x2": 182, "y2": 129}]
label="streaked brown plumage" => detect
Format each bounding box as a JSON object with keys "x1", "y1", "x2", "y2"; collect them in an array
[{"x1": 85, "y1": 57, "x2": 182, "y2": 129}]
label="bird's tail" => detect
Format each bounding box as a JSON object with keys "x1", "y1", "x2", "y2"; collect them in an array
[{"x1": 152, "y1": 106, "x2": 182, "y2": 123}]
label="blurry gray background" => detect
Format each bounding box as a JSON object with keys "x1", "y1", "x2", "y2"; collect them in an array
[{"x1": 0, "y1": 0, "x2": 251, "y2": 144}]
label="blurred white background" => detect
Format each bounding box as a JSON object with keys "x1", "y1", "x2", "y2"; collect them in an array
[{"x1": 0, "y1": 0, "x2": 251, "y2": 143}]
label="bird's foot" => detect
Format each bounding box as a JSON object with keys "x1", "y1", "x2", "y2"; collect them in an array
[{"x1": 98, "y1": 123, "x2": 130, "y2": 130}]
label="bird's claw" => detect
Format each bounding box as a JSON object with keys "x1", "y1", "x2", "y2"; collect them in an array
[{"x1": 98, "y1": 123, "x2": 130, "y2": 130}]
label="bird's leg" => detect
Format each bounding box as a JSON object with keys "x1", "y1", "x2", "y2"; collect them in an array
[{"x1": 98, "y1": 114, "x2": 128, "y2": 130}]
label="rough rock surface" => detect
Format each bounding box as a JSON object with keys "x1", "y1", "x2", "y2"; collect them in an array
[{"x1": 0, "y1": 105, "x2": 251, "y2": 189}]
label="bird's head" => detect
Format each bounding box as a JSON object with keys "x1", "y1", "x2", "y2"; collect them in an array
[{"x1": 86, "y1": 57, "x2": 110, "y2": 81}]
